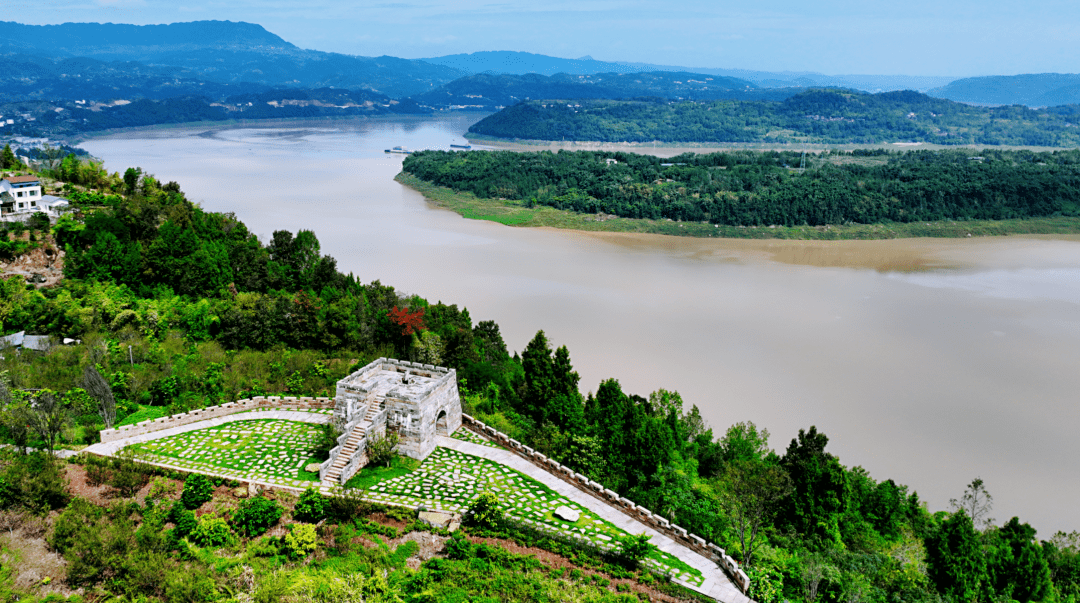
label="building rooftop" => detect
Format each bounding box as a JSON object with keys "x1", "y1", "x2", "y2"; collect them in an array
[
  {"x1": 337, "y1": 358, "x2": 451, "y2": 402},
  {"x1": 3, "y1": 175, "x2": 40, "y2": 185}
]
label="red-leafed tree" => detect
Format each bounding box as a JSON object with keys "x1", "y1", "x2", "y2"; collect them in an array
[{"x1": 387, "y1": 306, "x2": 425, "y2": 335}]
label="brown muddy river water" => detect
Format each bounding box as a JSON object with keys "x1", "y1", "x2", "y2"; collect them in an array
[{"x1": 81, "y1": 115, "x2": 1080, "y2": 533}]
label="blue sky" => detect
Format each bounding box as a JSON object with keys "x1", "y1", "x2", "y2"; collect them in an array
[{"x1": 6, "y1": 0, "x2": 1079, "y2": 77}]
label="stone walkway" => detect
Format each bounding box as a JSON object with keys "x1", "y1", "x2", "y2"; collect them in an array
[{"x1": 436, "y1": 436, "x2": 752, "y2": 603}]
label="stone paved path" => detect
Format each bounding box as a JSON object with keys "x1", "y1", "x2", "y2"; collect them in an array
[{"x1": 436, "y1": 436, "x2": 752, "y2": 603}]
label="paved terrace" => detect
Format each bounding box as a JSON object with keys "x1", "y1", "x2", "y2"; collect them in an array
[
  {"x1": 437, "y1": 436, "x2": 751, "y2": 603},
  {"x1": 83, "y1": 415, "x2": 751, "y2": 603}
]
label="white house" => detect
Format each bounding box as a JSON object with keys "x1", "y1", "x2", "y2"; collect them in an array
[
  {"x1": 0, "y1": 175, "x2": 68, "y2": 218},
  {"x1": 0, "y1": 175, "x2": 43, "y2": 214}
]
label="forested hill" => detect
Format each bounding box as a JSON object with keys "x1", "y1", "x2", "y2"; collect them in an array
[
  {"x1": 402, "y1": 148, "x2": 1080, "y2": 227},
  {"x1": 410, "y1": 71, "x2": 800, "y2": 111},
  {"x1": 2, "y1": 156, "x2": 1079, "y2": 602},
  {"x1": 467, "y1": 89, "x2": 1080, "y2": 146}
]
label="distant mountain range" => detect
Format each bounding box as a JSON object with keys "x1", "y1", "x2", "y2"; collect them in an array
[
  {"x1": 929, "y1": 74, "x2": 1080, "y2": 107},
  {"x1": 408, "y1": 71, "x2": 802, "y2": 111},
  {"x1": 421, "y1": 51, "x2": 958, "y2": 93},
  {"x1": 1, "y1": 19, "x2": 1080, "y2": 125},
  {"x1": 0, "y1": 21, "x2": 464, "y2": 98}
]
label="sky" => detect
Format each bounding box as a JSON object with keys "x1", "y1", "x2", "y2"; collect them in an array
[{"x1": 4, "y1": 0, "x2": 1079, "y2": 77}]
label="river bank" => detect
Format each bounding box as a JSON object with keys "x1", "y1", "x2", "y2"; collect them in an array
[{"x1": 396, "y1": 172, "x2": 1080, "y2": 241}]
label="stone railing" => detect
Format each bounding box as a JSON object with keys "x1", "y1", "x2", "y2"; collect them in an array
[
  {"x1": 339, "y1": 405, "x2": 389, "y2": 484},
  {"x1": 99, "y1": 396, "x2": 335, "y2": 444},
  {"x1": 460, "y1": 414, "x2": 750, "y2": 594}
]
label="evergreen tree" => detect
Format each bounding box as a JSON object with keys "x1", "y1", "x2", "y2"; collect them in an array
[{"x1": 927, "y1": 510, "x2": 986, "y2": 602}]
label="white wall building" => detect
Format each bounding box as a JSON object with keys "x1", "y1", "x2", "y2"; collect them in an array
[{"x1": 0, "y1": 175, "x2": 68, "y2": 218}]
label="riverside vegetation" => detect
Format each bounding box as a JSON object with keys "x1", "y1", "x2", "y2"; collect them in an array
[
  {"x1": 400, "y1": 147, "x2": 1080, "y2": 239},
  {"x1": 2, "y1": 156, "x2": 1080, "y2": 603}
]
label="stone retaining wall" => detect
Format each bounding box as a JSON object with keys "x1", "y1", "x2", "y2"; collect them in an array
[
  {"x1": 99, "y1": 396, "x2": 335, "y2": 444},
  {"x1": 461, "y1": 414, "x2": 750, "y2": 594}
]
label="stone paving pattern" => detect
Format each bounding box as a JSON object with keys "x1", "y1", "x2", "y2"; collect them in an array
[
  {"x1": 85, "y1": 411, "x2": 331, "y2": 489},
  {"x1": 363, "y1": 446, "x2": 701, "y2": 584},
  {"x1": 127, "y1": 419, "x2": 326, "y2": 484},
  {"x1": 436, "y1": 436, "x2": 751, "y2": 603},
  {"x1": 451, "y1": 428, "x2": 502, "y2": 448}
]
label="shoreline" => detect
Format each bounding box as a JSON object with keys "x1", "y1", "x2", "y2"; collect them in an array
[{"x1": 396, "y1": 172, "x2": 1080, "y2": 243}]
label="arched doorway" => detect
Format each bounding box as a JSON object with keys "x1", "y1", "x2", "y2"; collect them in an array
[{"x1": 435, "y1": 410, "x2": 449, "y2": 435}]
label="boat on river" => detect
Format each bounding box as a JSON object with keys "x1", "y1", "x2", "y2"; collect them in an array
[
  {"x1": 450, "y1": 144, "x2": 472, "y2": 149},
  {"x1": 384, "y1": 146, "x2": 412, "y2": 154}
]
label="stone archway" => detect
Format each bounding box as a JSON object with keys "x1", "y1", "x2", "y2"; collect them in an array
[{"x1": 435, "y1": 409, "x2": 449, "y2": 435}]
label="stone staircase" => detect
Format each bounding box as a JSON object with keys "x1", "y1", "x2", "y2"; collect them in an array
[{"x1": 321, "y1": 399, "x2": 385, "y2": 485}]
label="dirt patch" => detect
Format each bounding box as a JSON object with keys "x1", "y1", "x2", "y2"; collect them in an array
[
  {"x1": 0, "y1": 232, "x2": 65, "y2": 288},
  {"x1": 63, "y1": 462, "x2": 175, "y2": 506},
  {"x1": 0, "y1": 510, "x2": 76, "y2": 599},
  {"x1": 387, "y1": 531, "x2": 449, "y2": 570}
]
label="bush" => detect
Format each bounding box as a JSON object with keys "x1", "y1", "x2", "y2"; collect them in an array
[
  {"x1": 108, "y1": 449, "x2": 152, "y2": 498},
  {"x1": 465, "y1": 491, "x2": 502, "y2": 530},
  {"x1": 233, "y1": 496, "x2": 283, "y2": 537},
  {"x1": 293, "y1": 487, "x2": 326, "y2": 522},
  {"x1": 325, "y1": 487, "x2": 371, "y2": 521},
  {"x1": 0, "y1": 451, "x2": 69, "y2": 515},
  {"x1": 190, "y1": 514, "x2": 232, "y2": 547},
  {"x1": 617, "y1": 533, "x2": 657, "y2": 568},
  {"x1": 180, "y1": 473, "x2": 213, "y2": 510},
  {"x1": 445, "y1": 530, "x2": 472, "y2": 559},
  {"x1": 367, "y1": 430, "x2": 400, "y2": 468},
  {"x1": 285, "y1": 523, "x2": 318, "y2": 559},
  {"x1": 169, "y1": 502, "x2": 197, "y2": 537}
]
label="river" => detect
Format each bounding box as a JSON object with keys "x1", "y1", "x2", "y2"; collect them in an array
[{"x1": 80, "y1": 114, "x2": 1080, "y2": 534}]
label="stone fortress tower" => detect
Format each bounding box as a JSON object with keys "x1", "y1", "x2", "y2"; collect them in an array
[{"x1": 321, "y1": 358, "x2": 461, "y2": 485}]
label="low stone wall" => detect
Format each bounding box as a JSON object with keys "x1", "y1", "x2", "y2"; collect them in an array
[
  {"x1": 461, "y1": 414, "x2": 751, "y2": 594},
  {"x1": 99, "y1": 396, "x2": 335, "y2": 444}
]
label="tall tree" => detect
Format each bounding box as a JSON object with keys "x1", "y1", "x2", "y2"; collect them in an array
[
  {"x1": 927, "y1": 510, "x2": 986, "y2": 603},
  {"x1": 780, "y1": 426, "x2": 849, "y2": 545},
  {"x1": 81, "y1": 365, "x2": 117, "y2": 429},
  {"x1": 950, "y1": 477, "x2": 994, "y2": 531},
  {"x1": 716, "y1": 459, "x2": 792, "y2": 567},
  {"x1": 27, "y1": 390, "x2": 69, "y2": 455}
]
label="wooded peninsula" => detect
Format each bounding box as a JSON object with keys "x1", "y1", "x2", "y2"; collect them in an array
[{"x1": 399, "y1": 147, "x2": 1080, "y2": 239}]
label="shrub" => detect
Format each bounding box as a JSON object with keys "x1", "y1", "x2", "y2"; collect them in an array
[
  {"x1": 617, "y1": 533, "x2": 657, "y2": 568},
  {"x1": 285, "y1": 523, "x2": 318, "y2": 559},
  {"x1": 180, "y1": 473, "x2": 213, "y2": 509},
  {"x1": 465, "y1": 491, "x2": 502, "y2": 530},
  {"x1": 293, "y1": 487, "x2": 326, "y2": 522},
  {"x1": 108, "y1": 448, "x2": 151, "y2": 498},
  {"x1": 445, "y1": 531, "x2": 472, "y2": 559},
  {"x1": 169, "y1": 502, "x2": 197, "y2": 537},
  {"x1": 190, "y1": 514, "x2": 232, "y2": 547},
  {"x1": 367, "y1": 430, "x2": 400, "y2": 468},
  {"x1": 233, "y1": 496, "x2": 283, "y2": 537},
  {"x1": 325, "y1": 487, "x2": 371, "y2": 521}
]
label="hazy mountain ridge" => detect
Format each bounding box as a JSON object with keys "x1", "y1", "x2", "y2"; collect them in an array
[
  {"x1": 409, "y1": 71, "x2": 800, "y2": 111},
  {"x1": 421, "y1": 51, "x2": 957, "y2": 93},
  {"x1": 929, "y1": 73, "x2": 1080, "y2": 107},
  {"x1": 0, "y1": 21, "x2": 465, "y2": 98}
]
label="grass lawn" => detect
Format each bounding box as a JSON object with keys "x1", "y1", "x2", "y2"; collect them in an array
[{"x1": 127, "y1": 419, "x2": 327, "y2": 485}]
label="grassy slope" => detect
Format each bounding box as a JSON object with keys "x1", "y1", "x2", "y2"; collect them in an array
[{"x1": 397, "y1": 172, "x2": 1080, "y2": 240}]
